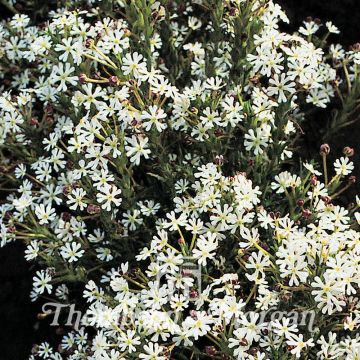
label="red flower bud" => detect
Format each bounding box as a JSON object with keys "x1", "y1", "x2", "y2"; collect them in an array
[
  {"x1": 79, "y1": 73, "x2": 87, "y2": 83},
  {"x1": 297, "y1": 199, "x2": 305, "y2": 207},
  {"x1": 343, "y1": 146, "x2": 355, "y2": 157},
  {"x1": 30, "y1": 117, "x2": 39, "y2": 126},
  {"x1": 320, "y1": 143, "x2": 330, "y2": 156}
]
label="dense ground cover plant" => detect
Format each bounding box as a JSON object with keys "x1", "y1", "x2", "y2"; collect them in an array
[{"x1": 1, "y1": 0, "x2": 360, "y2": 359}]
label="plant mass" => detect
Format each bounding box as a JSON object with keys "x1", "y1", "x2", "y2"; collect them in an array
[{"x1": 1, "y1": 0, "x2": 360, "y2": 359}]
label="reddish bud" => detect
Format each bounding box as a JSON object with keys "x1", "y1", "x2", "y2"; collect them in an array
[
  {"x1": 190, "y1": 310, "x2": 198, "y2": 319},
  {"x1": 297, "y1": 199, "x2": 305, "y2": 207},
  {"x1": 61, "y1": 212, "x2": 72, "y2": 222},
  {"x1": 239, "y1": 338, "x2": 248, "y2": 347},
  {"x1": 214, "y1": 155, "x2": 224, "y2": 166},
  {"x1": 108, "y1": 75, "x2": 119, "y2": 86},
  {"x1": 321, "y1": 195, "x2": 332, "y2": 204},
  {"x1": 30, "y1": 117, "x2": 39, "y2": 126},
  {"x1": 310, "y1": 175, "x2": 318, "y2": 186},
  {"x1": 84, "y1": 39, "x2": 92, "y2": 48},
  {"x1": 302, "y1": 209, "x2": 312, "y2": 219},
  {"x1": 204, "y1": 346, "x2": 217, "y2": 355},
  {"x1": 229, "y1": 7, "x2": 238, "y2": 16},
  {"x1": 79, "y1": 73, "x2": 87, "y2": 83},
  {"x1": 343, "y1": 146, "x2": 355, "y2": 157},
  {"x1": 189, "y1": 289, "x2": 199, "y2": 299},
  {"x1": 320, "y1": 143, "x2": 330, "y2": 156},
  {"x1": 87, "y1": 204, "x2": 101, "y2": 215}
]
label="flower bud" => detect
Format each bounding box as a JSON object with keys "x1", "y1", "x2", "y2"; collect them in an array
[
  {"x1": 61, "y1": 212, "x2": 72, "y2": 222},
  {"x1": 87, "y1": 204, "x2": 101, "y2": 215},
  {"x1": 297, "y1": 199, "x2": 305, "y2": 207},
  {"x1": 229, "y1": 7, "x2": 239, "y2": 16},
  {"x1": 204, "y1": 346, "x2": 217, "y2": 355},
  {"x1": 189, "y1": 107, "x2": 198, "y2": 115},
  {"x1": 214, "y1": 128, "x2": 224, "y2": 137},
  {"x1": 108, "y1": 75, "x2": 119, "y2": 86},
  {"x1": 321, "y1": 195, "x2": 332, "y2": 204},
  {"x1": 249, "y1": 347, "x2": 259, "y2": 355},
  {"x1": 343, "y1": 146, "x2": 355, "y2": 157},
  {"x1": 320, "y1": 143, "x2": 330, "y2": 156},
  {"x1": 30, "y1": 117, "x2": 39, "y2": 126},
  {"x1": 177, "y1": 237, "x2": 185, "y2": 245},
  {"x1": 84, "y1": 38, "x2": 92, "y2": 48},
  {"x1": 310, "y1": 175, "x2": 318, "y2": 186},
  {"x1": 46, "y1": 267, "x2": 56, "y2": 276},
  {"x1": 239, "y1": 338, "x2": 248, "y2": 347},
  {"x1": 348, "y1": 175, "x2": 356, "y2": 184},
  {"x1": 79, "y1": 73, "x2": 87, "y2": 83},
  {"x1": 45, "y1": 104, "x2": 54, "y2": 115},
  {"x1": 214, "y1": 155, "x2": 224, "y2": 166},
  {"x1": 302, "y1": 209, "x2": 312, "y2": 219},
  {"x1": 130, "y1": 119, "x2": 138, "y2": 127},
  {"x1": 31, "y1": 345, "x2": 39, "y2": 355},
  {"x1": 190, "y1": 310, "x2": 198, "y2": 319}
]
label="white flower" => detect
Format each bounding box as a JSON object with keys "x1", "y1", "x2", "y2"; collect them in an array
[
  {"x1": 121, "y1": 52, "x2": 147, "y2": 78},
  {"x1": 139, "y1": 342, "x2": 166, "y2": 360},
  {"x1": 125, "y1": 135, "x2": 151, "y2": 165},
  {"x1": 33, "y1": 270, "x2": 52, "y2": 294},
  {"x1": 141, "y1": 105, "x2": 167, "y2": 132},
  {"x1": 60, "y1": 242, "x2": 85, "y2": 262},
  {"x1": 96, "y1": 185, "x2": 122, "y2": 211},
  {"x1": 334, "y1": 157, "x2": 354, "y2": 176},
  {"x1": 193, "y1": 232, "x2": 218, "y2": 266},
  {"x1": 244, "y1": 128, "x2": 269, "y2": 155},
  {"x1": 35, "y1": 203, "x2": 56, "y2": 224}
]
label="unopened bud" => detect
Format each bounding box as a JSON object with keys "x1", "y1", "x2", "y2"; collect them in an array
[
  {"x1": 204, "y1": 346, "x2": 217, "y2": 355},
  {"x1": 30, "y1": 117, "x2": 39, "y2": 126},
  {"x1": 214, "y1": 155, "x2": 224, "y2": 166},
  {"x1": 297, "y1": 199, "x2": 305, "y2": 207},
  {"x1": 61, "y1": 212, "x2": 72, "y2": 222},
  {"x1": 79, "y1": 73, "x2": 87, "y2": 83},
  {"x1": 189, "y1": 107, "x2": 198, "y2": 115},
  {"x1": 108, "y1": 75, "x2": 119, "y2": 86},
  {"x1": 31, "y1": 345, "x2": 39, "y2": 355},
  {"x1": 84, "y1": 39, "x2": 92, "y2": 48},
  {"x1": 320, "y1": 143, "x2": 330, "y2": 156},
  {"x1": 130, "y1": 119, "x2": 138, "y2": 127},
  {"x1": 249, "y1": 347, "x2": 259, "y2": 355},
  {"x1": 310, "y1": 175, "x2": 318, "y2": 186},
  {"x1": 239, "y1": 338, "x2": 248, "y2": 347},
  {"x1": 87, "y1": 204, "x2": 101, "y2": 215},
  {"x1": 229, "y1": 7, "x2": 239, "y2": 16},
  {"x1": 348, "y1": 175, "x2": 356, "y2": 184},
  {"x1": 302, "y1": 209, "x2": 312, "y2": 219},
  {"x1": 343, "y1": 146, "x2": 355, "y2": 157},
  {"x1": 189, "y1": 289, "x2": 199, "y2": 299},
  {"x1": 183, "y1": 134, "x2": 193, "y2": 145}
]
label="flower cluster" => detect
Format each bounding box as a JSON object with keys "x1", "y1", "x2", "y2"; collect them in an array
[{"x1": 1, "y1": 0, "x2": 360, "y2": 359}]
